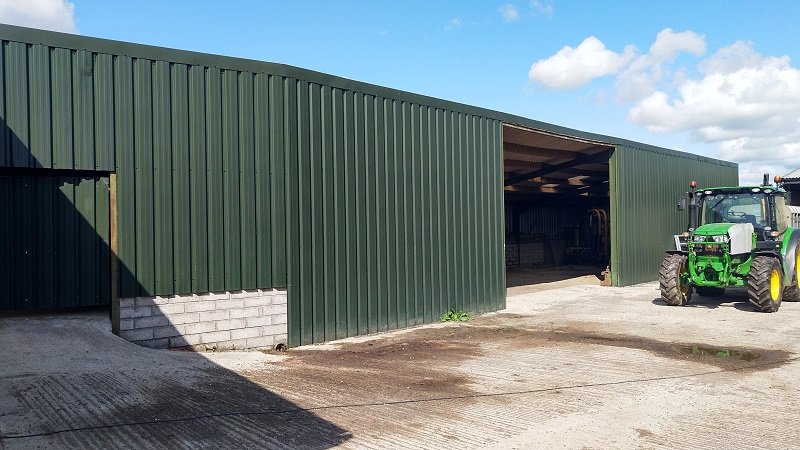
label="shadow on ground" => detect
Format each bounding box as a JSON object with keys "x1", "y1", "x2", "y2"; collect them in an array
[
  {"x1": 0, "y1": 313, "x2": 350, "y2": 449},
  {"x1": 651, "y1": 287, "x2": 758, "y2": 312}
]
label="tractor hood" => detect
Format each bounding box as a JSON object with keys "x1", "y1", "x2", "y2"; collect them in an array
[
  {"x1": 693, "y1": 223, "x2": 736, "y2": 236},
  {"x1": 692, "y1": 223, "x2": 754, "y2": 255}
]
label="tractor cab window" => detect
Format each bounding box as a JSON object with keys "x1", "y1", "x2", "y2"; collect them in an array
[
  {"x1": 701, "y1": 193, "x2": 768, "y2": 233},
  {"x1": 775, "y1": 195, "x2": 790, "y2": 233}
]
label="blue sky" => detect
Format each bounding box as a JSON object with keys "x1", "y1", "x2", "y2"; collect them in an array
[{"x1": 3, "y1": 0, "x2": 800, "y2": 184}]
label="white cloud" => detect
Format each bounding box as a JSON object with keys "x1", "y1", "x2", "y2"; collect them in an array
[
  {"x1": 627, "y1": 41, "x2": 800, "y2": 184},
  {"x1": 531, "y1": 0, "x2": 553, "y2": 17},
  {"x1": 528, "y1": 28, "x2": 800, "y2": 184},
  {"x1": 616, "y1": 28, "x2": 706, "y2": 101},
  {"x1": 0, "y1": 0, "x2": 77, "y2": 33},
  {"x1": 528, "y1": 36, "x2": 636, "y2": 90},
  {"x1": 499, "y1": 4, "x2": 520, "y2": 22}
]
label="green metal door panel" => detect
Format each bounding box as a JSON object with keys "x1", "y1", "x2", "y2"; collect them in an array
[
  {"x1": 611, "y1": 146, "x2": 739, "y2": 286},
  {"x1": 34, "y1": 176, "x2": 55, "y2": 303},
  {"x1": 0, "y1": 175, "x2": 110, "y2": 310},
  {"x1": 95, "y1": 178, "x2": 111, "y2": 306}
]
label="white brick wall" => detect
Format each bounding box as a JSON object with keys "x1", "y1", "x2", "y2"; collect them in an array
[{"x1": 118, "y1": 289, "x2": 288, "y2": 350}]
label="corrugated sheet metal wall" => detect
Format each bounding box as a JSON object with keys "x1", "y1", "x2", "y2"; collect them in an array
[
  {"x1": 610, "y1": 146, "x2": 739, "y2": 286},
  {"x1": 0, "y1": 175, "x2": 110, "y2": 309},
  {"x1": 0, "y1": 41, "x2": 289, "y2": 298},
  {"x1": 285, "y1": 86, "x2": 505, "y2": 345},
  {"x1": 505, "y1": 205, "x2": 581, "y2": 239},
  {"x1": 0, "y1": 36, "x2": 506, "y2": 345}
]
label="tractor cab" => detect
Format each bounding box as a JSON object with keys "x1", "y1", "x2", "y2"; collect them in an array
[{"x1": 696, "y1": 186, "x2": 790, "y2": 242}]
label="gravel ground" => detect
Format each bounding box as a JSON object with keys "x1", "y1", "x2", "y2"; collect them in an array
[{"x1": 1, "y1": 282, "x2": 799, "y2": 449}]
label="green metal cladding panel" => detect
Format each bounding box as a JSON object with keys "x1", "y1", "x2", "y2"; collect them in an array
[
  {"x1": 284, "y1": 85, "x2": 506, "y2": 345},
  {"x1": 0, "y1": 175, "x2": 110, "y2": 310},
  {"x1": 610, "y1": 146, "x2": 739, "y2": 286}
]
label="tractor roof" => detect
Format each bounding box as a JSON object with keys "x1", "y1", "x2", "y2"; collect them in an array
[{"x1": 699, "y1": 185, "x2": 787, "y2": 195}]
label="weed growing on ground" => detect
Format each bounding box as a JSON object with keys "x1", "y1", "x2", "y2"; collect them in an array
[{"x1": 440, "y1": 309, "x2": 470, "y2": 322}]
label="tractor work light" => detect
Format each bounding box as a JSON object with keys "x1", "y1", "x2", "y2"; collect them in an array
[{"x1": 751, "y1": 188, "x2": 761, "y2": 192}]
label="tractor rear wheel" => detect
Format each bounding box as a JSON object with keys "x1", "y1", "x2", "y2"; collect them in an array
[
  {"x1": 748, "y1": 256, "x2": 783, "y2": 312},
  {"x1": 783, "y1": 251, "x2": 800, "y2": 302},
  {"x1": 660, "y1": 254, "x2": 692, "y2": 306},
  {"x1": 696, "y1": 287, "x2": 725, "y2": 297}
]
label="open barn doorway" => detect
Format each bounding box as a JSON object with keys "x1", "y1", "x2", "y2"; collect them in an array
[{"x1": 502, "y1": 124, "x2": 614, "y2": 296}]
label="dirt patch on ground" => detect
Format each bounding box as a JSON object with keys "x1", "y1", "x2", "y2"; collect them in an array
[
  {"x1": 267, "y1": 317, "x2": 793, "y2": 395},
  {"x1": 250, "y1": 335, "x2": 483, "y2": 405}
]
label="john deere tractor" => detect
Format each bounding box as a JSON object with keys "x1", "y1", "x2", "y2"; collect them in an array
[{"x1": 660, "y1": 175, "x2": 800, "y2": 312}]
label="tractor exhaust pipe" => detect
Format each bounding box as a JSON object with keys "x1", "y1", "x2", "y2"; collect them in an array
[
  {"x1": 688, "y1": 180, "x2": 698, "y2": 232},
  {"x1": 763, "y1": 173, "x2": 770, "y2": 186}
]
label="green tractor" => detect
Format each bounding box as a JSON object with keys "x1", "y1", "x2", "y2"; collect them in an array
[{"x1": 660, "y1": 175, "x2": 800, "y2": 312}]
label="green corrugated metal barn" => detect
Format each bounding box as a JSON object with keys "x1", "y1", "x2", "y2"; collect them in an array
[{"x1": 0, "y1": 24, "x2": 738, "y2": 348}]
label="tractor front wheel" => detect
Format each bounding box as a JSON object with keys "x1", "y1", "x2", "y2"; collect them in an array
[
  {"x1": 696, "y1": 286, "x2": 725, "y2": 297},
  {"x1": 747, "y1": 256, "x2": 783, "y2": 313},
  {"x1": 660, "y1": 254, "x2": 692, "y2": 306},
  {"x1": 783, "y1": 251, "x2": 800, "y2": 302}
]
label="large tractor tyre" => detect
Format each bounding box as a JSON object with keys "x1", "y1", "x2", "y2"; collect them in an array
[
  {"x1": 696, "y1": 286, "x2": 726, "y2": 297},
  {"x1": 783, "y1": 252, "x2": 800, "y2": 302},
  {"x1": 660, "y1": 254, "x2": 692, "y2": 306},
  {"x1": 747, "y1": 256, "x2": 783, "y2": 313}
]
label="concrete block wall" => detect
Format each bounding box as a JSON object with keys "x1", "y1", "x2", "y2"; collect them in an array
[
  {"x1": 505, "y1": 242, "x2": 546, "y2": 267},
  {"x1": 118, "y1": 289, "x2": 287, "y2": 350}
]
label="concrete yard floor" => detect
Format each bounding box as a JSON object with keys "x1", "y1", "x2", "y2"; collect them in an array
[
  {"x1": 506, "y1": 265, "x2": 605, "y2": 296},
  {"x1": 2, "y1": 284, "x2": 800, "y2": 449}
]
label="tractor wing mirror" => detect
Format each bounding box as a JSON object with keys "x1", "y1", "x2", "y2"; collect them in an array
[{"x1": 677, "y1": 198, "x2": 687, "y2": 211}]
